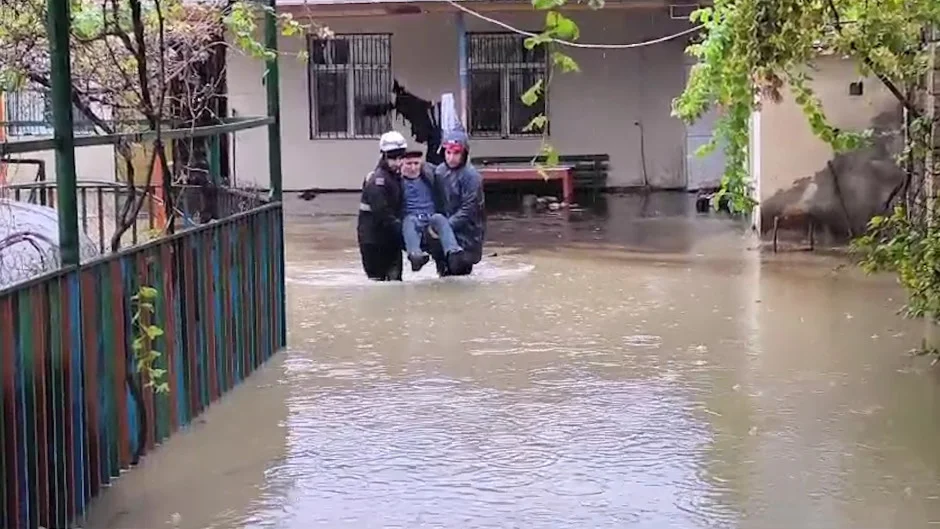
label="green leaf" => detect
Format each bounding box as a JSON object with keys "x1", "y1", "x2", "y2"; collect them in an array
[
  {"x1": 539, "y1": 144, "x2": 560, "y2": 167},
  {"x1": 552, "y1": 52, "x2": 580, "y2": 72},
  {"x1": 524, "y1": 34, "x2": 552, "y2": 49},
  {"x1": 532, "y1": 0, "x2": 566, "y2": 10},
  {"x1": 138, "y1": 286, "x2": 158, "y2": 300},
  {"x1": 521, "y1": 79, "x2": 544, "y2": 106},
  {"x1": 523, "y1": 114, "x2": 548, "y2": 132},
  {"x1": 145, "y1": 325, "x2": 164, "y2": 339},
  {"x1": 546, "y1": 11, "x2": 579, "y2": 41}
]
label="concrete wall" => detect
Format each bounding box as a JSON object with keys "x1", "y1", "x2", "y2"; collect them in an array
[
  {"x1": 2, "y1": 147, "x2": 116, "y2": 185},
  {"x1": 227, "y1": 7, "x2": 694, "y2": 191},
  {"x1": 758, "y1": 56, "x2": 904, "y2": 242}
]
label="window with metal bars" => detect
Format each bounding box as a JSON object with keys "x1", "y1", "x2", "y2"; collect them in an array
[
  {"x1": 307, "y1": 34, "x2": 393, "y2": 139},
  {"x1": 468, "y1": 32, "x2": 547, "y2": 138},
  {"x1": 2, "y1": 90, "x2": 99, "y2": 137}
]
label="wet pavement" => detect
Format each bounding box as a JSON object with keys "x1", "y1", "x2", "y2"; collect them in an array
[{"x1": 82, "y1": 193, "x2": 940, "y2": 529}]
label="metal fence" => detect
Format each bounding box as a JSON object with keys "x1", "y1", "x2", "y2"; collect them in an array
[
  {"x1": 2, "y1": 90, "x2": 98, "y2": 138},
  {"x1": 0, "y1": 2, "x2": 286, "y2": 526},
  {"x1": 0, "y1": 202, "x2": 286, "y2": 529},
  {"x1": 3, "y1": 181, "x2": 269, "y2": 253}
]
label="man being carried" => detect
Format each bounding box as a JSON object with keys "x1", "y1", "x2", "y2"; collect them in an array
[{"x1": 399, "y1": 150, "x2": 463, "y2": 272}]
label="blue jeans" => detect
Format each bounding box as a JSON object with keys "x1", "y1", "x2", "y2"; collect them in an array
[{"x1": 403, "y1": 213, "x2": 461, "y2": 256}]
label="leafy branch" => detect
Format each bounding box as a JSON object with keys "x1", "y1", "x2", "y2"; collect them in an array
[
  {"x1": 671, "y1": 0, "x2": 939, "y2": 215},
  {"x1": 521, "y1": 0, "x2": 594, "y2": 174},
  {"x1": 130, "y1": 284, "x2": 169, "y2": 393}
]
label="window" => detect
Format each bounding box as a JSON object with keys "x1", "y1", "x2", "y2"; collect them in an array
[
  {"x1": 467, "y1": 33, "x2": 547, "y2": 138},
  {"x1": 3, "y1": 89, "x2": 100, "y2": 137},
  {"x1": 308, "y1": 34, "x2": 392, "y2": 139}
]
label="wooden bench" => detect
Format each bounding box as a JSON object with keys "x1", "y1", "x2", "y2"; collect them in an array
[{"x1": 471, "y1": 154, "x2": 610, "y2": 202}]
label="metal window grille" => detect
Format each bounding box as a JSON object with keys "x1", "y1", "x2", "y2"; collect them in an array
[
  {"x1": 308, "y1": 34, "x2": 393, "y2": 139},
  {"x1": 2, "y1": 90, "x2": 99, "y2": 137},
  {"x1": 467, "y1": 33, "x2": 548, "y2": 138}
]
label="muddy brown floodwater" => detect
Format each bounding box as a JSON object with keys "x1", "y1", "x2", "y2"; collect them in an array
[{"x1": 82, "y1": 193, "x2": 940, "y2": 529}]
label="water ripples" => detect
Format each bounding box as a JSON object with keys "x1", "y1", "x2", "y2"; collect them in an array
[
  {"x1": 286, "y1": 258, "x2": 535, "y2": 288},
  {"x1": 233, "y1": 359, "x2": 730, "y2": 529}
]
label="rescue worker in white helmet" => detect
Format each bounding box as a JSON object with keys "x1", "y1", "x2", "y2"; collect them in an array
[{"x1": 357, "y1": 131, "x2": 408, "y2": 281}]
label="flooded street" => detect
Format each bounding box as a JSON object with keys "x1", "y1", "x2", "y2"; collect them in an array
[{"x1": 83, "y1": 194, "x2": 940, "y2": 529}]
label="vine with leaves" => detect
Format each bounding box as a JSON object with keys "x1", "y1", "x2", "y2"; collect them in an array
[
  {"x1": 131, "y1": 284, "x2": 169, "y2": 393},
  {"x1": 526, "y1": 0, "x2": 940, "y2": 339},
  {"x1": 518, "y1": 0, "x2": 594, "y2": 170}
]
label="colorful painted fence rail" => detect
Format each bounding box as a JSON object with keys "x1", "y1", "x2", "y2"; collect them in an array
[{"x1": 0, "y1": 203, "x2": 286, "y2": 529}]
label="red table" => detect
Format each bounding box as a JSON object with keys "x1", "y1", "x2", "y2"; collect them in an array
[{"x1": 479, "y1": 166, "x2": 574, "y2": 204}]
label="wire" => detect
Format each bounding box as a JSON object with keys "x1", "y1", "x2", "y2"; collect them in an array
[{"x1": 445, "y1": 0, "x2": 704, "y2": 49}]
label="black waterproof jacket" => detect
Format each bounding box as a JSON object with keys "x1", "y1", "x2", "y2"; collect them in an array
[{"x1": 357, "y1": 162, "x2": 404, "y2": 247}]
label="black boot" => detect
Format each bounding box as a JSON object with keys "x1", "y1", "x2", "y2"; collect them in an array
[
  {"x1": 446, "y1": 250, "x2": 465, "y2": 274},
  {"x1": 408, "y1": 252, "x2": 430, "y2": 272}
]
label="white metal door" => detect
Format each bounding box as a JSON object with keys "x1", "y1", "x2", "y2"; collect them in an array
[{"x1": 684, "y1": 62, "x2": 726, "y2": 191}]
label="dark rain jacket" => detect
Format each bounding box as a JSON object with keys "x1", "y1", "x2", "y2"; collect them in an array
[
  {"x1": 357, "y1": 162, "x2": 404, "y2": 248},
  {"x1": 433, "y1": 131, "x2": 486, "y2": 264}
]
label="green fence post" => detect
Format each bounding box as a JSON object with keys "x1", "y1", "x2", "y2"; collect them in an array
[
  {"x1": 47, "y1": 0, "x2": 80, "y2": 266},
  {"x1": 264, "y1": 0, "x2": 283, "y2": 201},
  {"x1": 208, "y1": 135, "x2": 221, "y2": 185}
]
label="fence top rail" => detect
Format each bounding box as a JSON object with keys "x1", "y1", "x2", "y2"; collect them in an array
[
  {"x1": 0, "y1": 116, "x2": 274, "y2": 156},
  {"x1": 0, "y1": 201, "x2": 282, "y2": 298},
  {"x1": 4, "y1": 179, "x2": 125, "y2": 190}
]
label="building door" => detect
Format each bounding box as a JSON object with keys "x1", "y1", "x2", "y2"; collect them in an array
[{"x1": 684, "y1": 61, "x2": 725, "y2": 191}]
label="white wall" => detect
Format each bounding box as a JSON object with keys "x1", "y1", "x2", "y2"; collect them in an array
[
  {"x1": 2, "y1": 146, "x2": 116, "y2": 184},
  {"x1": 758, "y1": 57, "x2": 900, "y2": 203},
  {"x1": 227, "y1": 7, "x2": 694, "y2": 190},
  {"x1": 756, "y1": 56, "x2": 904, "y2": 238}
]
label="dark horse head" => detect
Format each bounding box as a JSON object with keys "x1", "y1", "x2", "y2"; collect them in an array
[{"x1": 363, "y1": 80, "x2": 443, "y2": 165}]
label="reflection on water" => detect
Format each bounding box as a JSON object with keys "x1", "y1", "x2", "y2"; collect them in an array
[{"x1": 82, "y1": 194, "x2": 940, "y2": 529}]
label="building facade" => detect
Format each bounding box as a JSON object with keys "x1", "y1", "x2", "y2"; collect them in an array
[{"x1": 226, "y1": 0, "x2": 721, "y2": 191}]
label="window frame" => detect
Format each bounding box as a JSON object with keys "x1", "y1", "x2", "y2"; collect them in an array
[
  {"x1": 466, "y1": 31, "x2": 550, "y2": 140},
  {"x1": 306, "y1": 33, "x2": 393, "y2": 140},
  {"x1": 2, "y1": 89, "x2": 101, "y2": 138}
]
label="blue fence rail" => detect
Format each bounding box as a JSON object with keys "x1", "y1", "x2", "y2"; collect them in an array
[{"x1": 0, "y1": 203, "x2": 286, "y2": 528}]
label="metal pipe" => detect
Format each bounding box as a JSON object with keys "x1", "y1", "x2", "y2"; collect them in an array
[
  {"x1": 47, "y1": 0, "x2": 80, "y2": 266},
  {"x1": 264, "y1": 0, "x2": 286, "y2": 348},
  {"x1": 265, "y1": 0, "x2": 283, "y2": 201},
  {"x1": 456, "y1": 11, "x2": 469, "y2": 127}
]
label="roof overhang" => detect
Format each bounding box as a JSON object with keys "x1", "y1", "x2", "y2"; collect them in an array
[{"x1": 278, "y1": 0, "x2": 678, "y2": 18}]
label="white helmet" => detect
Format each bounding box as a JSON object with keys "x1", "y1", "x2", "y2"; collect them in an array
[{"x1": 378, "y1": 131, "x2": 408, "y2": 153}]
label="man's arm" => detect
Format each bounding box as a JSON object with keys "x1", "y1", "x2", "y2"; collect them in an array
[{"x1": 448, "y1": 167, "x2": 483, "y2": 230}]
